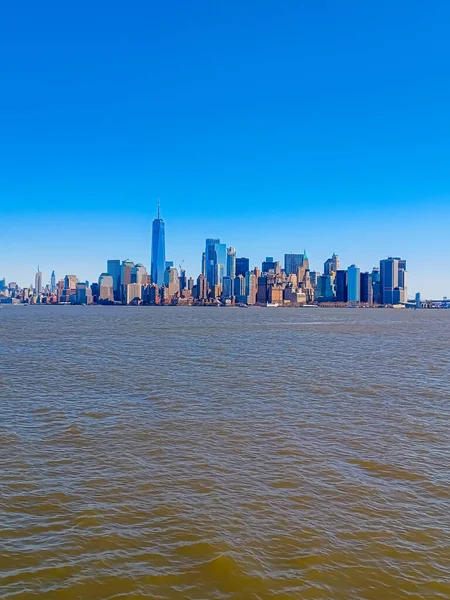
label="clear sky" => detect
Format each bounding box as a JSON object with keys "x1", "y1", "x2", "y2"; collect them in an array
[{"x1": 1, "y1": 0, "x2": 449, "y2": 298}]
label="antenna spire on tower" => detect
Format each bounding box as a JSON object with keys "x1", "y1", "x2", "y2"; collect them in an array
[{"x1": 157, "y1": 198, "x2": 160, "y2": 220}]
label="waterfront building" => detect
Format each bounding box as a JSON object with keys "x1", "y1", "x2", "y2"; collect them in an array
[
  {"x1": 360, "y1": 272, "x2": 373, "y2": 304},
  {"x1": 98, "y1": 273, "x2": 114, "y2": 302},
  {"x1": 257, "y1": 275, "x2": 268, "y2": 304},
  {"x1": 284, "y1": 285, "x2": 307, "y2": 305},
  {"x1": 143, "y1": 283, "x2": 160, "y2": 305},
  {"x1": 335, "y1": 270, "x2": 348, "y2": 302},
  {"x1": 268, "y1": 285, "x2": 283, "y2": 304},
  {"x1": 196, "y1": 274, "x2": 208, "y2": 301},
  {"x1": 262, "y1": 257, "x2": 281, "y2": 274},
  {"x1": 236, "y1": 257, "x2": 250, "y2": 277},
  {"x1": 245, "y1": 272, "x2": 257, "y2": 304},
  {"x1": 107, "y1": 259, "x2": 121, "y2": 301},
  {"x1": 151, "y1": 200, "x2": 166, "y2": 287},
  {"x1": 380, "y1": 257, "x2": 407, "y2": 304},
  {"x1": 126, "y1": 283, "x2": 142, "y2": 305},
  {"x1": 164, "y1": 266, "x2": 180, "y2": 297},
  {"x1": 120, "y1": 260, "x2": 134, "y2": 302},
  {"x1": 227, "y1": 247, "x2": 236, "y2": 278},
  {"x1": 205, "y1": 238, "x2": 227, "y2": 288},
  {"x1": 187, "y1": 277, "x2": 194, "y2": 291},
  {"x1": 75, "y1": 282, "x2": 92, "y2": 305},
  {"x1": 222, "y1": 276, "x2": 234, "y2": 299},
  {"x1": 0, "y1": 278, "x2": 5, "y2": 292},
  {"x1": 35, "y1": 266, "x2": 42, "y2": 296},
  {"x1": 347, "y1": 265, "x2": 361, "y2": 303},
  {"x1": 284, "y1": 253, "x2": 304, "y2": 275},
  {"x1": 234, "y1": 274, "x2": 246, "y2": 297},
  {"x1": 316, "y1": 275, "x2": 335, "y2": 300}
]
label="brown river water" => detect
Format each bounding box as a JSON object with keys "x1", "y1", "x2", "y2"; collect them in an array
[{"x1": 0, "y1": 306, "x2": 449, "y2": 599}]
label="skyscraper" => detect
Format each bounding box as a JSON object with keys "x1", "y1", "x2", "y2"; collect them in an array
[
  {"x1": 98, "y1": 273, "x2": 114, "y2": 302},
  {"x1": 35, "y1": 266, "x2": 42, "y2": 296},
  {"x1": 360, "y1": 272, "x2": 373, "y2": 304},
  {"x1": 284, "y1": 253, "x2": 304, "y2": 275},
  {"x1": 335, "y1": 270, "x2": 348, "y2": 302},
  {"x1": 380, "y1": 257, "x2": 407, "y2": 304},
  {"x1": 121, "y1": 260, "x2": 134, "y2": 301},
  {"x1": 236, "y1": 257, "x2": 250, "y2": 277},
  {"x1": 50, "y1": 270, "x2": 56, "y2": 293},
  {"x1": 205, "y1": 238, "x2": 226, "y2": 288},
  {"x1": 151, "y1": 200, "x2": 166, "y2": 287},
  {"x1": 226, "y1": 247, "x2": 236, "y2": 279},
  {"x1": 107, "y1": 259, "x2": 121, "y2": 301},
  {"x1": 347, "y1": 265, "x2": 361, "y2": 303}
]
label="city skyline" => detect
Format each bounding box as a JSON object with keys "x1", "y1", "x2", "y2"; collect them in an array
[{"x1": 2, "y1": 2, "x2": 450, "y2": 297}]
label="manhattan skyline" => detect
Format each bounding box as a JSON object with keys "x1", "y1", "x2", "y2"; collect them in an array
[{"x1": 1, "y1": 2, "x2": 450, "y2": 297}]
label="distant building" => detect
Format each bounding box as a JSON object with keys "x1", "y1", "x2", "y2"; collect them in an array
[
  {"x1": 284, "y1": 253, "x2": 304, "y2": 275},
  {"x1": 380, "y1": 257, "x2": 407, "y2": 304},
  {"x1": 98, "y1": 273, "x2": 114, "y2": 302},
  {"x1": 316, "y1": 275, "x2": 335, "y2": 300},
  {"x1": 347, "y1": 265, "x2": 361, "y2": 303},
  {"x1": 196, "y1": 274, "x2": 208, "y2": 300},
  {"x1": 222, "y1": 276, "x2": 234, "y2": 299},
  {"x1": 360, "y1": 272, "x2": 373, "y2": 304},
  {"x1": 205, "y1": 238, "x2": 226, "y2": 288},
  {"x1": 50, "y1": 270, "x2": 56, "y2": 293},
  {"x1": 126, "y1": 283, "x2": 142, "y2": 305},
  {"x1": 164, "y1": 266, "x2": 180, "y2": 297},
  {"x1": 335, "y1": 270, "x2": 348, "y2": 303},
  {"x1": 35, "y1": 266, "x2": 42, "y2": 296},
  {"x1": 121, "y1": 260, "x2": 134, "y2": 302},
  {"x1": 151, "y1": 200, "x2": 166, "y2": 287},
  {"x1": 107, "y1": 259, "x2": 121, "y2": 301},
  {"x1": 132, "y1": 264, "x2": 148, "y2": 285},
  {"x1": 262, "y1": 257, "x2": 280, "y2": 274},
  {"x1": 227, "y1": 247, "x2": 236, "y2": 279},
  {"x1": 236, "y1": 257, "x2": 250, "y2": 277},
  {"x1": 234, "y1": 274, "x2": 246, "y2": 298},
  {"x1": 75, "y1": 282, "x2": 92, "y2": 305},
  {"x1": 257, "y1": 275, "x2": 268, "y2": 304},
  {"x1": 323, "y1": 253, "x2": 340, "y2": 276}
]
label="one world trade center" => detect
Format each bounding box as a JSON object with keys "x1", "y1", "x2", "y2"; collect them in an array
[{"x1": 151, "y1": 199, "x2": 166, "y2": 287}]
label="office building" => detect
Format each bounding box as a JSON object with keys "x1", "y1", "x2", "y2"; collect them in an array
[
  {"x1": 236, "y1": 257, "x2": 250, "y2": 277},
  {"x1": 196, "y1": 274, "x2": 208, "y2": 300},
  {"x1": 227, "y1": 247, "x2": 236, "y2": 279},
  {"x1": 380, "y1": 257, "x2": 407, "y2": 304},
  {"x1": 222, "y1": 276, "x2": 234, "y2": 299},
  {"x1": 335, "y1": 270, "x2": 348, "y2": 302},
  {"x1": 151, "y1": 200, "x2": 166, "y2": 287},
  {"x1": 164, "y1": 266, "x2": 180, "y2": 297},
  {"x1": 121, "y1": 260, "x2": 134, "y2": 301},
  {"x1": 98, "y1": 273, "x2": 114, "y2": 302},
  {"x1": 132, "y1": 263, "x2": 148, "y2": 285},
  {"x1": 126, "y1": 283, "x2": 142, "y2": 305},
  {"x1": 35, "y1": 266, "x2": 42, "y2": 296},
  {"x1": 107, "y1": 259, "x2": 121, "y2": 301},
  {"x1": 50, "y1": 270, "x2": 56, "y2": 293},
  {"x1": 347, "y1": 265, "x2": 361, "y2": 303},
  {"x1": 205, "y1": 238, "x2": 226, "y2": 288},
  {"x1": 360, "y1": 272, "x2": 373, "y2": 304},
  {"x1": 234, "y1": 275, "x2": 246, "y2": 297},
  {"x1": 316, "y1": 275, "x2": 335, "y2": 300},
  {"x1": 262, "y1": 257, "x2": 281, "y2": 274},
  {"x1": 284, "y1": 253, "x2": 304, "y2": 275},
  {"x1": 75, "y1": 282, "x2": 92, "y2": 305}
]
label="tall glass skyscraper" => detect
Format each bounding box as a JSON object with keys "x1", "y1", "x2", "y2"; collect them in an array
[
  {"x1": 205, "y1": 238, "x2": 226, "y2": 288},
  {"x1": 347, "y1": 264, "x2": 361, "y2": 303},
  {"x1": 151, "y1": 200, "x2": 166, "y2": 287}
]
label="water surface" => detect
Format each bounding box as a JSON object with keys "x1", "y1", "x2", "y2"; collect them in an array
[{"x1": 0, "y1": 306, "x2": 449, "y2": 599}]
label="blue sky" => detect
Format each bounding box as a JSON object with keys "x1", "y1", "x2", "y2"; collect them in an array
[{"x1": 1, "y1": 0, "x2": 449, "y2": 297}]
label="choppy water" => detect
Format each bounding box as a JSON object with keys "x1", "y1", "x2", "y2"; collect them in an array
[{"x1": 0, "y1": 306, "x2": 449, "y2": 600}]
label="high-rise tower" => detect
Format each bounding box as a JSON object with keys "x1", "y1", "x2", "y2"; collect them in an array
[
  {"x1": 50, "y1": 270, "x2": 56, "y2": 293},
  {"x1": 151, "y1": 199, "x2": 166, "y2": 287},
  {"x1": 35, "y1": 266, "x2": 42, "y2": 296}
]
